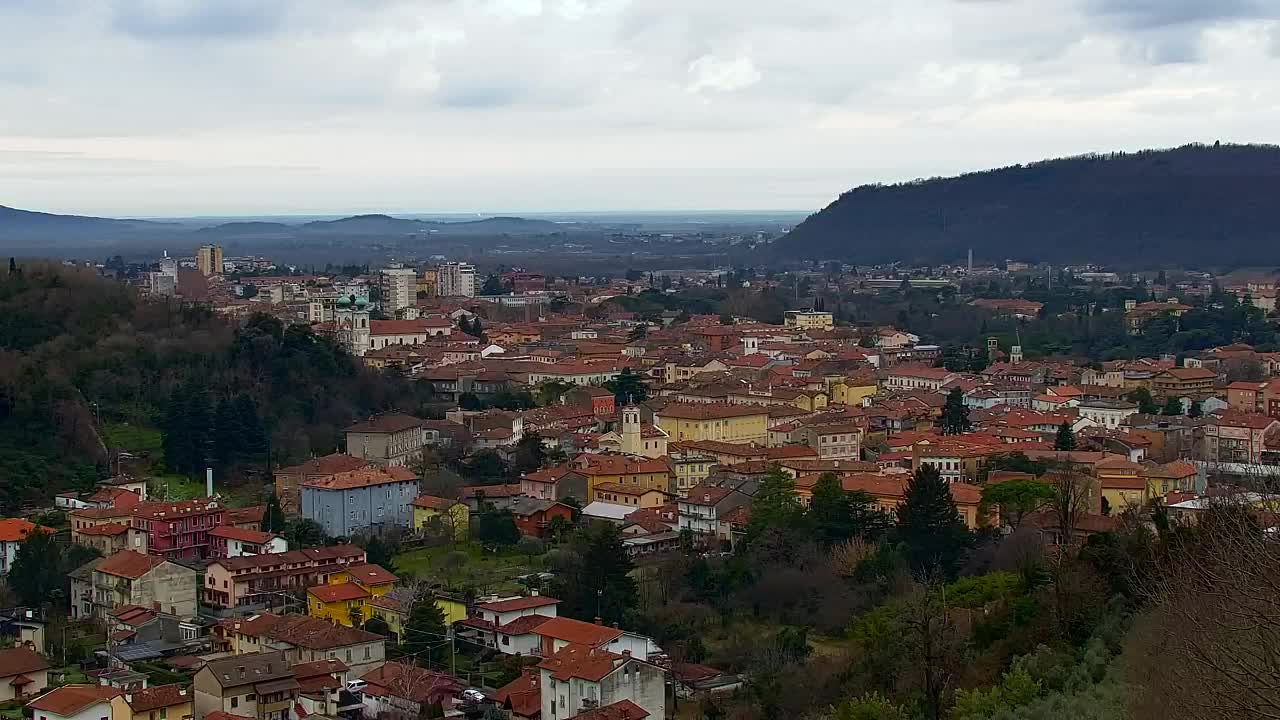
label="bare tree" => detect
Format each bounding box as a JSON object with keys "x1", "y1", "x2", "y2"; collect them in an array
[
  {"x1": 1045, "y1": 467, "x2": 1094, "y2": 544},
  {"x1": 1132, "y1": 495, "x2": 1280, "y2": 720},
  {"x1": 899, "y1": 574, "x2": 963, "y2": 720}
]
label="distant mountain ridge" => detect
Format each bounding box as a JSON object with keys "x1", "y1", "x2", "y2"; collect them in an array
[
  {"x1": 0, "y1": 206, "x2": 570, "y2": 246},
  {"x1": 779, "y1": 143, "x2": 1280, "y2": 266}
]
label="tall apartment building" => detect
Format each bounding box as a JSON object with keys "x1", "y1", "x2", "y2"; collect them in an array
[
  {"x1": 196, "y1": 244, "x2": 224, "y2": 276},
  {"x1": 380, "y1": 265, "x2": 417, "y2": 312},
  {"x1": 439, "y1": 262, "x2": 476, "y2": 297}
]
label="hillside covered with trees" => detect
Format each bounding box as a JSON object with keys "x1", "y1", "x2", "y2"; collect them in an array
[
  {"x1": 0, "y1": 262, "x2": 433, "y2": 513},
  {"x1": 780, "y1": 144, "x2": 1280, "y2": 267}
]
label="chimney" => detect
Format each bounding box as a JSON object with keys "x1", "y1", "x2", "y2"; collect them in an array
[
  {"x1": 594, "y1": 617, "x2": 603, "y2": 626},
  {"x1": 125, "y1": 694, "x2": 132, "y2": 704},
  {"x1": 622, "y1": 650, "x2": 631, "y2": 658},
  {"x1": 206, "y1": 467, "x2": 214, "y2": 498},
  {"x1": 179, "y1": 690, "x2": 187, "y2": 697},
  {"x1": 530, "y1": 588, "x2": 539, "y2": 597}
]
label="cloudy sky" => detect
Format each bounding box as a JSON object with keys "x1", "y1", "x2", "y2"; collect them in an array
[{"x1": 1, "y1": 0, "x2": 1278, "y2": 216}]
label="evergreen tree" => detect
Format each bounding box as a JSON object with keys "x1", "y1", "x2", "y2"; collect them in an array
[
  {"x1": 551, "y1": 521, "x2": 638, "y2": 625},
  {"x1": 262, "y1": 492, "x2": 287, "y2": 533},
  {"x1": 476, "y1": 507, "x2": 520, "y2": 548},
  {"x1": 604, "y1": 368, "x2": 649, "y2": 405},
  {"x1": 941, "y1": 387, "x2": 971, "y2": 435},
  {"x1": 1161, "y1": 396, "x2": 1184, "y2": 416},
  {"x1": 213, "y1": 396, "x2": 240, "y2": 466},
  {"x1": 1127, "y1": 387, "x2": 1160, "y2": 415},
  {"x1": 8, "y1": 531, "x2": 64, "y2": 607},
  {"x1": 8, "y1": 257, "x2": 15, "y2": 274},
  {"x1": 895, "y1": 465, "x2": 970, "y2": 578},
  {"x1": 1054, "y1": 421, "x2": 1077, "y2": 451},
  {"x1": 234, "y1": 393, "x2": 267, "y2": 456},
  {"x1": 402, "y1": 593, "x2": 448, "y2": 666},
  {"x1": 1188, "y1": 400, "x2": 1204, "y2": 418},
  {"x1": 363, "y1": 535, "x2": 395, "y2": 569}
]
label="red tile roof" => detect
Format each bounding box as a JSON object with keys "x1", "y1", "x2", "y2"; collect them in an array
[
  {"x1": 655, "y1": 403, "x2": 768, "y2": 420},
  {"x1": 73, "y1": 521, "x2": 132, "y2": 537},
  {"x1": 538, "y1": 643, "x2": 626, "y2": 682},
  {"x1": 308, "y1": 583, "x2": 370, "y2": 603},
  {"x1": 97, "y1": 550, "x2": 166, "y2": 579},
  {"x1": 302, "y1": 466, "x2": 416, "y2": 490},
  {"x1": 359, "y1": 662, "x2": 465, "y2": 705},
  {"x1": 0, "y1": 519, "x2": 53, "y2": 542},
  {"x1": 412, "y1": 495, "x2": 460, "y2": 510},
  {"x1": 0, "y1": 647, "x2": 50, "y2": 677},
  {"x1": 209, "y1": 526, "x2": 278, "y2": 544},
  {"x1": 573, "y1": 700, "x2": 650, "y2": 720},
  {"x1": 533, "y1": 617, "x2": 623, "y2": 647},
  {"x1": 462, "y1": 483, "x2": 523, "y2": 499},
  {"x1": 27, "y1": 685, "x2": 121, "y2": 715},
  {"x1": 345, "y1": 413, "x2": 426, "y2": 434},
  {"x1": 276, "y1": 453, "x2": 371, "y2": 476},
  {"x1": 493, "y1": 671, "x2": 541, "y2": 718},
  {"x1": 345, "y1": 563, "x2": 398, "y2": 586},
  {"x1": 122, "y1": 684, "x2": 192, "y2": 713},
  {"x1": 498, "y1": 614, "x2": 555, "y2": 636}
]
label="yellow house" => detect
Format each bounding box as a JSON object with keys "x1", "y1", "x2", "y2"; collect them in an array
[
  {"x1": 654, "y1": 403, "x2": 769, "y2": 445},
  {"x1": 110, "y1": 684, "x2": 194, "y2": 720},
  {"x1": 308, "y1": 563, "x2": 397, "y2": 627},
  {"x1": 366, "y1": 590, "x2": 468, "y2": 642},
  {"x1": 792, "y1": 390, "x2": 829, "y2": 412},
  {"x1": 412, "y1": 495, "x2": 470, "y2": 541},
  {"x1": 1096, "y1": 457, "x2": 1149, "y2": 514},
  {"x1": 829, "y1": 375, "x2": 878, "y2": 406},
  {"x1": 574, "y1": 454, "x2": 673, "y2": 498}
]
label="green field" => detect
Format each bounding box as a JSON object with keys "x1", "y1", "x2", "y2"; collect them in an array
[
  {"x1": 103, "y1": 422, "x2": 164, "y2": 457},
  {"x1": 393, "y1": 542, "x2": 545, "y2": 595}
]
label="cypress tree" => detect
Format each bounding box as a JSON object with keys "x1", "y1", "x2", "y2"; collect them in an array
[
  {"x1": 895, "y1": 465, "x2": 970, "y2": 578},
  {"x1": 1054, "y1": 421, "x2": 1077, "y2": 451}
]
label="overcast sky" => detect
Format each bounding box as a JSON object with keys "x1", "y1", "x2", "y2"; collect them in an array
[{"x1": 2, "y1": 0, "x2": 1278, "y2": 217}]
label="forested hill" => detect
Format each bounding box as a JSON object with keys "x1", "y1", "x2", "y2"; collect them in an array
[
  {"x1": 779, "y1": 144, "x2": 1280, "y2": 266},
  {"x1": 0, "y1": 262, "x2": 433, "y2": 514}
]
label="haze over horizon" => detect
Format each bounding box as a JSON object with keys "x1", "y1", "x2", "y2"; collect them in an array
[{"x1": 3, "y1": 0, "x2": 1280, "y2": 216}]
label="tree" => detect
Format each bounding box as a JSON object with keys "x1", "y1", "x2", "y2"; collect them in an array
[
  {"x1": 481, "y1": 274, "x2": 507, "y2": 295},
  {"x1": 1161, "y1": 395, "x2": 1184, "y2": 416},
  {"x1": 1188, "y1": 399, "x2": 1204, "y2": 418},
  {"x1": 1053, "y1": 421, "x2": 1076, "y2": 451},
  {"x1": 1127, "y1": 387, "x2": 1160, "y2": 415},
  {"x1": 550, "y1": 521, "x2": 637, "y2": 625},
  {"x1": 809, "y1": 473, "x2": 891, "y2": 545},
  {"x1": 546, "y1": 515, "x2": 573, "y2": 544},
  {"x1": 363, "y1": 616, "x2": 390, "y2": 637},
  {"x1": 895, "y1": 465, "x2": 970, "y2": 578},
  {"x1": 627, "y1": 325, "x2": 648, "y2": 343},
  {"x1": 476, "y1": 508, "x2": 520, "y2": 548},
  {"x1": 826, "y1": 693, "x2": 911, "y2": 720},
  {"x1": 980, "y1": 479, "x2": 1055, "y2": 530},
  {"x1": 285, "y1": 519, "x2": 328, "y2": 548},
  {"x1": 941, "y1": 387, "x2": 971, "y2": 435},
  {"x1": 604, "y1": 368, "x2": 648, "y2": 405},
  {"x1": 516, "y1": 536, "x2": 545, "y2": 562},
  {"x1": 745, "y1": 467, "x2": 805, "y2": 546},
  {"x1": 362, "y1": 534, "x2": 395, "y2": 569},
  {"x1": 262, "y1": 492, "x2": 287, "y2": 533},
  {"x1": 511, "y1": 433, "x2": 549, "y2": 475},
  {"x1": 402, "y1": 593, "x2": 448, "y2": 666},
  {"x1": 8, "y1": 531, "x2": 64, "y2": 607},
  {"x1": 8, "y1": 257, "x2": 15, "y2": 274}
]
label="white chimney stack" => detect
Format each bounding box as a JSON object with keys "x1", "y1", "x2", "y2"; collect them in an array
[{"x1": 206, "y1": 467, "x2": 214, "y2": 498}]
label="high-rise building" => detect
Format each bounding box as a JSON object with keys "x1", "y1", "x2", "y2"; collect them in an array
[
  {"x1": 439, "y1": 262, "x2": 476, "y2": 297},
  {"x1": 380, "y1": 265, "x2": 417, "y2": 312},
  {"x1": 196, "y1": 244, "x2": 224, "y2": 276}
]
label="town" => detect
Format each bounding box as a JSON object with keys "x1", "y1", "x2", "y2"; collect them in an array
[{"x1": 1, "y1": 244, "x2": 1277, "y2": 720}]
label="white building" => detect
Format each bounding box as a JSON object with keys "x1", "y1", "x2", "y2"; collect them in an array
[
  {"x1": 439, "y1": 262, "x2": 476, "y2": 298},
  {"x1": 539, "y1": 644, "x2": 666, "y2": 720},
  {"x1": 27, "y1": 685, "x2": 119, "y2": 720},
  {"x1": 1076, "y1": 400, "x2": 1139, "y2": 429},
  {"x1": 334, "y1": 296, "x2": 372, "y2": 356},
  {"x1": 381, "y1": 265, "x2": 417, "y2": 312}
]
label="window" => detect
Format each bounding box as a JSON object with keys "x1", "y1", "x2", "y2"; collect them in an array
[
  {"x1": 230, "y1": 698, "x2": 238, "y2": 709},
  {"x1": 346, "y1": 649, "x2": 353, "y2": 662},
  {"x1": 364, "y1": 646, "x2": 371, "y2": 659},
  {"x1": 246, "y1": 695, "x2": 255, "y2": 702}
]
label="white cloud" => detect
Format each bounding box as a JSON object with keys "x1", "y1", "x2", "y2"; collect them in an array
[{"x1": 0, "y1": 0, "x2": 1278, "y2": 215}]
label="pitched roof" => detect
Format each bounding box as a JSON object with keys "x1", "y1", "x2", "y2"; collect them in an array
[
  {"x1": 497, "y1": 614, "x2": 555, "y2": 636},
  {"x1": 345, "y1": 413, "x2": 426, "y2": 434},
  {"x1": 212, "y1": 545, "x2": 365, "y2": 572},
  {"x1": 345, "y1": 563, "x2": 398, "y2": 586},
  {"x1": 27, "y1": 685, "x2": 122, "y2": 715},
  {"x1": 493, "y1": 671, "x2": 541, "y2": 718},
  {"x1": 537, "y1": 643, "x2": 626, "y2": 682},
  {"x1": 202, "y1": 652, "x2": 292, "y2": 689},
  {"x1": 477, "y1": 595, "x2": 561, "y2": 613},
  {"x1": 359, "y1": 662, "x2": 464, "y2": 705},
  {"x1": 655, "y1": 402, "x2": 768, "y2": 420},
  {"x1": 121, "y1": 684, "x2": 191, "y2": 712},
  {"x1": 308, "y1": 583, "x2": 370, "y2": 603},
  {"x1": 0, "y1": 647, "x2": 50, "y2": 677},
  {"x1": 96, "y1": 550, "x2": 166, "y2": 579},
  {"x1": 412, "y1": 495, "x2": 461, "y2": 510},
  {"x1": 232, "y1": 613, "x2": 382, "y2": 650},
  {"x1": 276, "y1": 453, "x2": 371, "y2": 476},
  {"x1": 573, "y1": 700, "x2": 650, "y2": 720},
  {"x1": 73, "y1": 521, "x2": 131, "y2": 537},
  {"x1": 680, "y1": 485, "x2": 735, "y2": 506},
  {"x1": 302, "y1": 466, "x2": 416, "y2": 490},
  {"x1": 226, "y1": 505, "x2": 266, "y2": 525},
  {"x1": 532, "y1": 617, "x2": 623, "y2": 647}
]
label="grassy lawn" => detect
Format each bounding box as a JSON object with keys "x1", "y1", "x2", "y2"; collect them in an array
[
  {"x1": 103, "y1": 422, "x2": 164, "y2": 457},
  {"x1": 47, "y1": 665, "x2": 90, "y2": 687},
  {"x1": 149, "y1": 473, "x2": 206, "y2": 501},
  {"x1": 393, "y1": 542, "x2": 544, "y2": 595}
]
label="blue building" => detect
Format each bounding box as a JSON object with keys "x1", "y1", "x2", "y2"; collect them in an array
[{"x1": 300, "y1": 467, "x2": 420, "y2": 537}]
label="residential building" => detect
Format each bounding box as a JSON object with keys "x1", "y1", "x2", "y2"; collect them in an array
[
  {"x1": 1125, "y1": 300, "x2": 1190, "y2": 334},
  {"x1": 518, "y1": 466, "x2": 589, "y2": 502},
  {"x1": 223, "y1": 613, "x2": 385, "y2": 680},
  {"x1": 667, "y1": 447, "x2": 717, "y2": 497},
  {"x1": 783, "y1": 310, "x2": 834, "y2": 331},
  {"x1": 0, "y1": 647, "x2": 49, "y2": 702},
  {"x1": 274, "y1": 454, "x2": 373, "y2": 516},
  {"x1": 1143, "y1": 461, "x2": 1200, "y2": 497},
  {"x1": 196, "y1": 244, "x2": 224, "y2": 276},
  {"x1": 290, "y1": 659, "x2": 350, "y2": 718},
  {"x1": 677, "y1": 486, "x2": 751, "y2": 540},
  {"x1": 456, "y1": 594, "x2": 562, "y2": 654},
  {"x1": 0, "y1": 519, "x2": 52, "y2": 575},
  {"x1": 653, "y1": 403, "x2": 769, "y2": 445},
  {"x1": 380, "y1": 265, "x2": 417, "y2": 313},
  {"x1": 574, "y1": 454, "x2": 673, "y2": 499},
  {"x1": 792, "y1": 423, "x2": 862, "y2": 460},
  {"x1": 306, "y1": 563, "x2": 397, "y2": 627},
  {"x1": 300, "y1": 466, "x2": 419, "y2": 538},
  {"x1": 359, "y1": 662, "x2": 466, "y2": 719},
  {"x1": 840, "y1": 474, "x2": 987, "y2": 529},
  {"x1": 193, "y1": 652, "x2": 297, "y2": 720},
  {"x1": 109, "y1": 684, "x2": 194, "y2": 720},
  {"x1": 1095, "y1": 457, "x2": 1148, "y2": 513},
  {"x1": 208, "y1": 527, "x2": 287, "y2": 559},
  {"x1": 71, "y1": 521, "x2": 148, "y2": 556},
  {"x1": 1203, "y1": 412, "x2": 1280, "y2": 464},
  {"x1": 27, "y1": 685, "x2": 121, "y2": 720},
  {"x1": 1151, "y1": 367, "x2": 1217, "y2": 400},
  {"x1": 508, "y1": 497, "x2": 576, "y2": 538},
  {"x1": 493, "y1": 670, "x2": 542, "y2": 720},
  {"x1": 884, "y1": 366, "x2": 956, "y2": 392},
  {"x1": 538, "y1": 644, "x2": 666, "y2": 720},
  {"x1": 345, "y1": 414, "x2": 428, "y2": 467},
  {"x1": 366, "y1": 589, "x2": 468, "y2": 643},
  {"x1": 411, "y1": 495, "x2": 470, "y2": 541},
  {"x1": 565, "y1": 386, "x2": 617, "y2": 417},
  {"x1": 591, "y1": 484, "x2": 669, "y2": 509},
  {"x1": 202, "y1": 546, "x2": 366, "y2": 610},
  {"x1": 439, "y1": 262, "x2": 476, "y2": 297},
  {"x1": 1076, "y1": 400, "x2": 1139, "y2": 429},
  {"x1": 129, "y1": 499, "x2": 226, "y2": 561},
  {"x1": 69, "y1": 550, "x2": 199, "y2": 621}
]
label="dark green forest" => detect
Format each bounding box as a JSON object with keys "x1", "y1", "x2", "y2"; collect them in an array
[
  {"x1": 781, "y1": 144, "x2": 1280, "y2": 266},
  {"x1": 0, "y1": 263, "x2": 433, "y2": 513}
]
